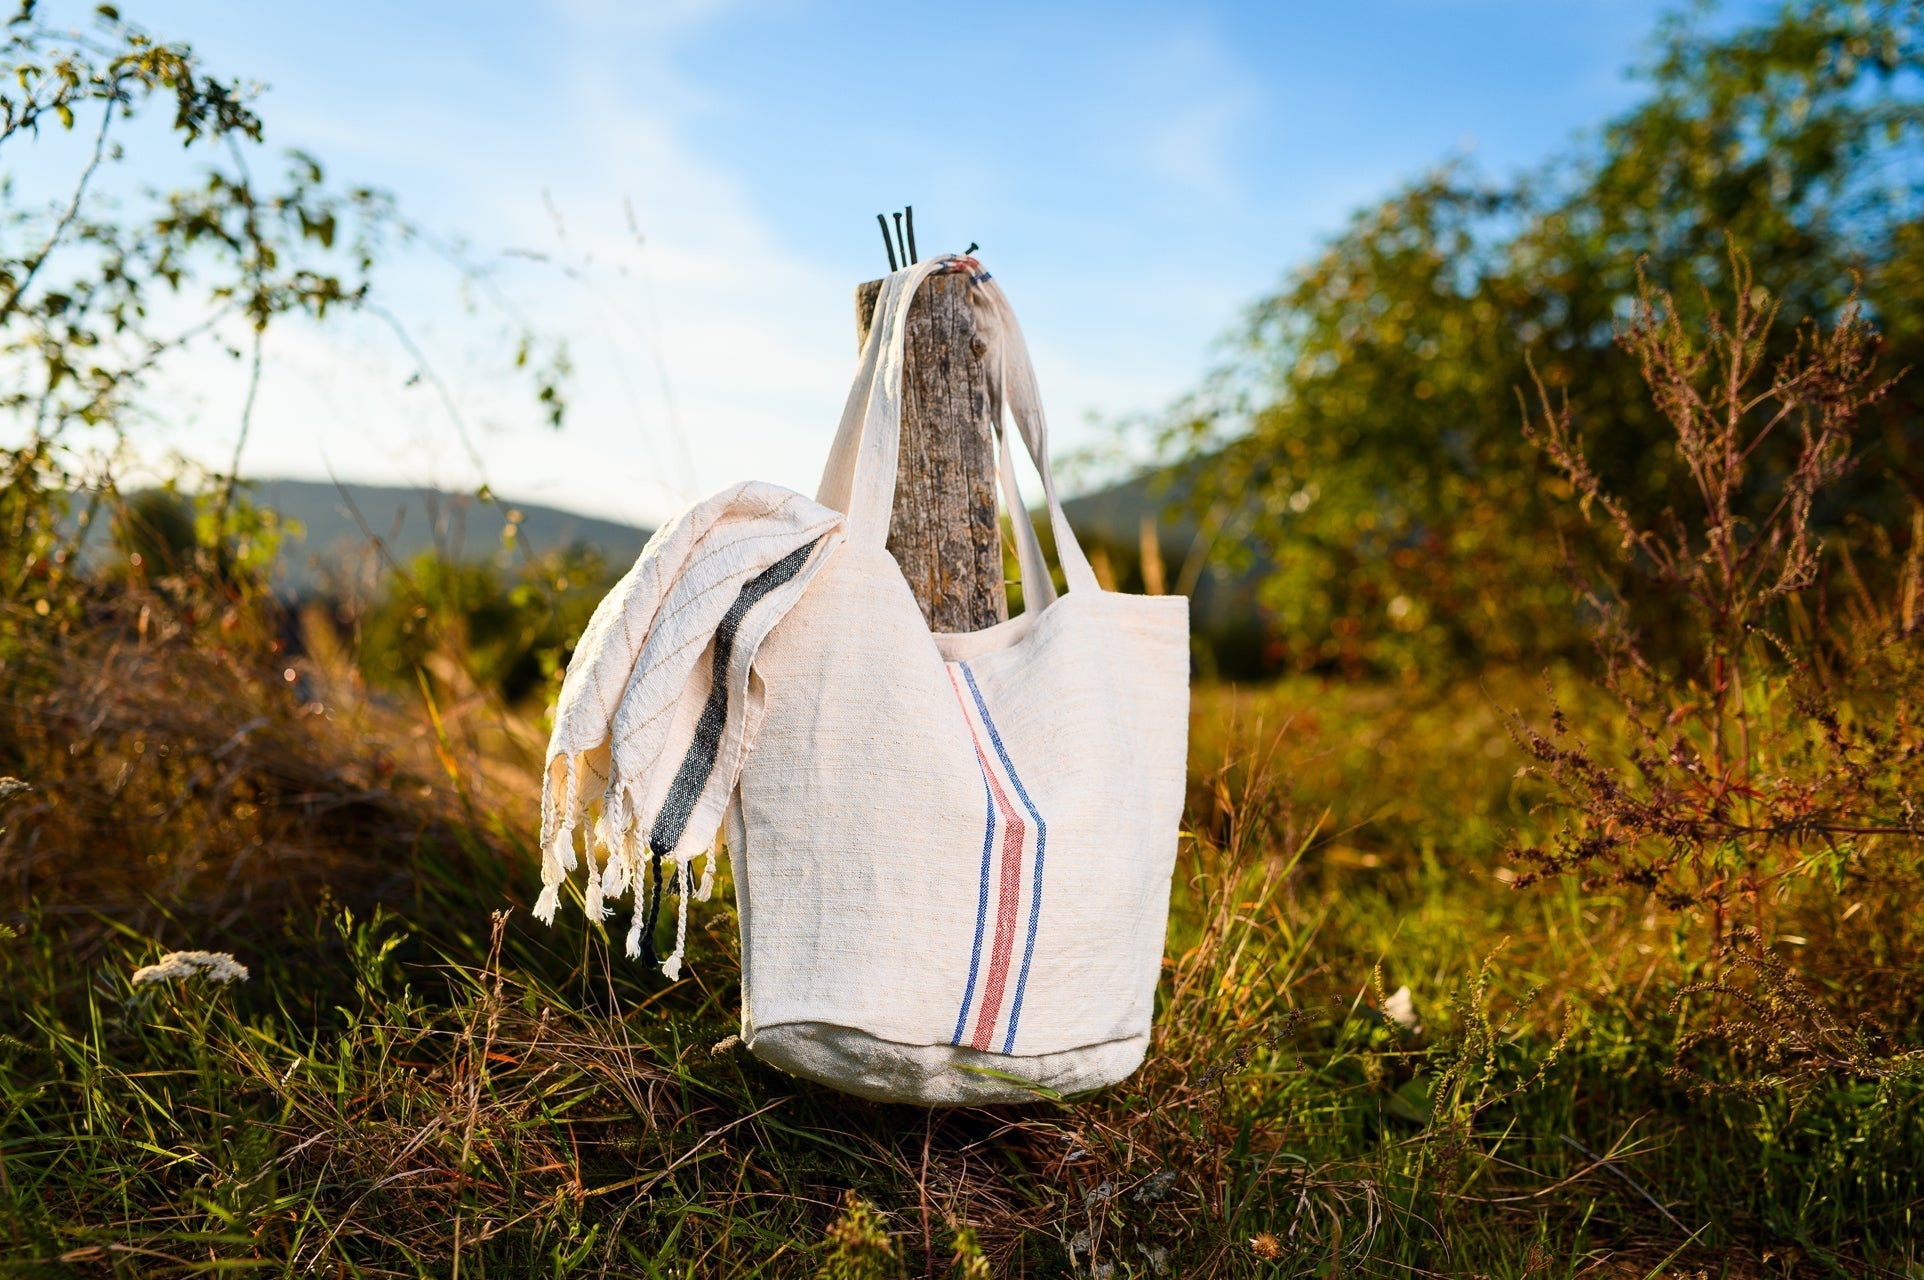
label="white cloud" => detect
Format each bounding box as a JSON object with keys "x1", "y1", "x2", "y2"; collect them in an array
[{"x1": 92, "y1": 0, "x2": 868, "y2": 529}]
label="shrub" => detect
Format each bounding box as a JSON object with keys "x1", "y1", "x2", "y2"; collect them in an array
[{"x1": 1513, "y1": 247, "x2": 1924, "y2": 1085}]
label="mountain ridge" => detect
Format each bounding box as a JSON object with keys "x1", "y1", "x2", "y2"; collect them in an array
[{"x1": 248, "y1": 479, "x2": 656, "y2": 596}]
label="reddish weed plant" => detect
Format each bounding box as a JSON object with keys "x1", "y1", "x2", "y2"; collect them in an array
[{"x1": 1513, "y1": 247, "x2": 1924, "y2": 1084}]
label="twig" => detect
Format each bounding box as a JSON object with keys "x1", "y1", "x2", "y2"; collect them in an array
[
  {"x1": 0, "y1": 93, "x2": 117, "y2": 327},
  {"x1": 216, "y1": 134, "x2": 267, "y2": 531},
  {"x1": 1559, "y1": 1134, "x2": 1690, "y2": 1233},
  {"x1": 580, "y1": 1096, "x2": 790, "y2": 1200},
  {"x1": 366, "y1": 303, "x2": 490, "y2": 478},
  {"x1": 217, "y1": 321, "x2": 265, "y2": 530}
]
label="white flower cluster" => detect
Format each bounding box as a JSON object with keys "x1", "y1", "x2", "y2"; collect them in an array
[{"x1": 131, "y1": 950, "x2": 250, "y2": 986}]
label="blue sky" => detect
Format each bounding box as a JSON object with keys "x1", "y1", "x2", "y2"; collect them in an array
[{"x1": 30, "y1": 0, "x2": 1763, "y2": 526}]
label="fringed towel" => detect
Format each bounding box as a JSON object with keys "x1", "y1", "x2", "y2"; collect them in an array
[{"x1": 536, "y1": 480, "x2": 844, "y2": 978}]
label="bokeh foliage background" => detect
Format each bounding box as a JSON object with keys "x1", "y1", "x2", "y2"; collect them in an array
[{"x1": 1156, "y1": 0, "x2": 1924, "y2": 678}]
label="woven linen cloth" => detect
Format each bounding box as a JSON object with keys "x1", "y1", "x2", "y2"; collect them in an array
[
  {"x1": 536, "y1": 480, "x2": 843, "y2": 979},
  {"x1": 724, "y1": 258, "x2": 1191, "y2": 1104}
]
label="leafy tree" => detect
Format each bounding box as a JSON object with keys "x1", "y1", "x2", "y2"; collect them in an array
[
  {"x1": 3, "y1": 2, "x2": 381, "y2": 589},
  {"x1": 0, "y1": 1, "x2": 565, "y2": 604},
  {"x1": 1168, "y1": 0, "x2": 1924, "y2": 676}
]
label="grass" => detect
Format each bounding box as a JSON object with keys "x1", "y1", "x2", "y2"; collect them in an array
[{"x1": 2, "y1": 600, "x2": 1919, "y2": 1278}]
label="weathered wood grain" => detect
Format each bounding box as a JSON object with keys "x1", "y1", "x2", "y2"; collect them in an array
[{"x1": 856, "y1": 274, "x2": 1007, "y2": 633}]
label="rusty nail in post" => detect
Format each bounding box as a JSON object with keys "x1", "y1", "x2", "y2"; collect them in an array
[
  {"x1": 905, "y1": 205, "x2": 918, "y2": 264},
  {"x1": 964, "y1": 241, "x2": 978, "y2": 256},
  {"x1": 877, "y1": 213, "x2": 898, "y2": 272},
  {"x1": 893, "y1": 211, "x2": 907, "y2": 267}
]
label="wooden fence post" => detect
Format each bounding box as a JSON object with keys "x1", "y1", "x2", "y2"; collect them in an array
[{"x1": 856, "y1": 274, "x2": 1008, "y2": 632}]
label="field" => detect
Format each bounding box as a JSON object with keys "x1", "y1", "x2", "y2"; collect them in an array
[
  {"x1": 6, "y1": 3, "x2": 1924, "y2": 1274},
  {"x1": 2, "y1": 594, "x2": 1918, "y2": 1277}
]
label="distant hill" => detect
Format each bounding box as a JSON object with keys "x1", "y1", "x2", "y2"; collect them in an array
[
  {"x1": 1062, "y1": 462, "x2": 1274, "y2": 677},
  {"x1": 247, "y1": 480, "x2": 654, "y2": 598},
  {"x1": 255, "y1": 475, "x2": 1201, "y2": 596},
  {"x1": 236, "y1": 476, "x2": 1269, "y2": 672},
  {"x1": 1061, "y1": 466, "x2": 1201, "y2": 556}
]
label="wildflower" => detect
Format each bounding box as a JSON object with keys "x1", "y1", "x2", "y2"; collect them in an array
[
  {"x1": 951, "y1": 1227, "x2": 993, "y2": 1280},
  {"x1": 710, "y1": 1034, "x2": 741, "y2": 1056},
  {"x1": 131, "y1": 951, "x2": 249, "y2": 986},
  {"x1": 1250, "y1": 1232, "x2": 1283, "y2": 1260},
  {"x1": 820, "y1": 1190, "x2": 895, "y2": 1273}
]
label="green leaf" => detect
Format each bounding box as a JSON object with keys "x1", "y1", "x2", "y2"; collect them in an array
[
  {"x1": 1386, "y1": 1076, "x2": 1432, "y2": 1124},
  {"x1": 951, "y1": 1063, "x2": 1066, "y2": 1102}
]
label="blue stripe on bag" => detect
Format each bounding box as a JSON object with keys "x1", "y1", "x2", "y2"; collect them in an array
[
  {"x1": 952, "y1": 751, "x2": 997, "y2": 1045},
  {"x1": 959, "y1": 662, "x2": 1047, "y2": 1054}
]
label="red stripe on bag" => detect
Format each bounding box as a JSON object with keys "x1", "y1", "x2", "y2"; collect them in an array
[{"x1": 968, "y1": 741, "x2": 1026, "y2": 1051}]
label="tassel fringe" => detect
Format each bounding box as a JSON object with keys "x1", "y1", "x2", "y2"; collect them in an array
[{"x1": 540, "y1": 746, "x2": 717, "y2": 982}]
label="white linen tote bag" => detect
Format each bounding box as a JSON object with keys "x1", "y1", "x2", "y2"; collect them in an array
[{"x1": 729, "y1": 257, "x2": 1190, "y2": 1105}]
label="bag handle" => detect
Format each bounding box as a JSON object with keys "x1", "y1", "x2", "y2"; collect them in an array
[
  {"x1": 814, "y1": 257, "x2": 1099, "y2": 605},
  {"x1": 969, "y1": 270, "x2": 1101, "y2": 600}
]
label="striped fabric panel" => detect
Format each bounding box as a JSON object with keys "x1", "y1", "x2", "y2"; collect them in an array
[
  {"x1": 943, "y1": 661, "x2": 1048, "y2": 1054},
  {"x1": 949, "y1": 743, "x2": 996, "y2": 1047}
]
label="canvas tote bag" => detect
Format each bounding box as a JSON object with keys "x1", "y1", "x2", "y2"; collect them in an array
[{"x1": 727, "y1": 258, "x2": 1190, "y2": 1104}]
